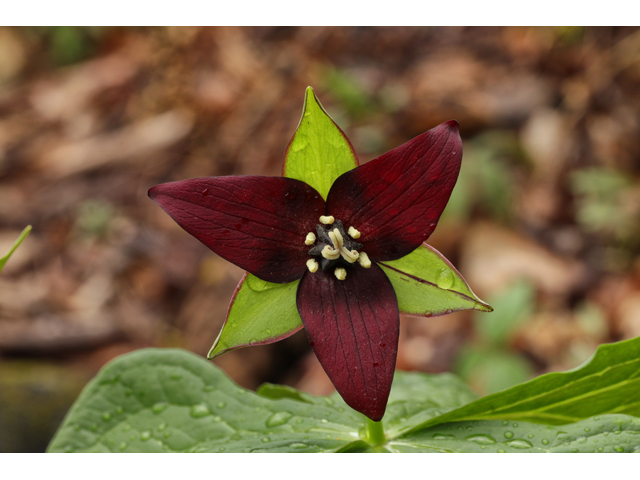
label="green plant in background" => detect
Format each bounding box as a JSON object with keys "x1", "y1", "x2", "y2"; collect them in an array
[
  {"x1": 456, "y1": 280, "x2": 536, "y2": 395},
  {"x1": 443, "y1": 130, "x2": 523, "y2": 225},
  {"x1": 0, "y1": 225, "x2": 31, "y2": 275}
]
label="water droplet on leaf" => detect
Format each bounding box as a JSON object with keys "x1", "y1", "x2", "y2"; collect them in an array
[
  {"x1": 435, "y1": 268, "x2": 455, "y2": 289},
  {"x1": 465, "y1": 434, "x2": 496, "y2": 445},
  {"x1": 190, "y1": 404, "x2": 211, "y2": 418},
  {"x1": 505, "y1": 439, "x2": 532, "y2": 449},
  {"x1": 266, "y1": 411, "x2": 293, "y2": 427},
  {"x1": 217, "y1": 401, "x2": 226, "y2": 409},
  {"x1": 152, "y1": 402, "x2": 168, "y2": 414},
  {"x1": 541, "y1": 438, "x2": 549, "y2": 445},
  {"x1": 504, "y1": 431, "x2": 514, "y2": 439},
  {"x1": 261, "y1": 437, "x2": 270, "y2": 443},
  {"x1": 140, "y1": 431, "x2": 151, "y2": 441},
  {"x1": 102, "y1": 412, "x2": 112, "y2": 421}
]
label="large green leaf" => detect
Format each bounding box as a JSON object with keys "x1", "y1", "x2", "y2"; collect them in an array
[
  {"x1": 379, "y1": 243, "x2": 492, "y2": 317},
  {"x1": 376, "y1": 415, "x2": 640, "y2": 453},
  {"x1": 402, "y1": 336, "x2": 640, "y2": 435},
  {"x1": 0, "y1": 225, "x2": 31, "y2": 274},
  {"x1": 282, "y1": 86, "x2": 358, "y2": 200},
  {"x1": 48, "y1": 345, "x2": 640, "y2": 452},
  {"x1": 208, "y1": 274, "x2": 302, "y2": 359}
]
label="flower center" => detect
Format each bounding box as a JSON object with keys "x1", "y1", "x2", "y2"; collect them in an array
[{"x1": 305, "y1": 216, "x2": 371, "y2": 280}]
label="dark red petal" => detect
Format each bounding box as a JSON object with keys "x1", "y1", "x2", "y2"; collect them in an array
[
  {"x1": 149, "y1": 176, "x2": 325, "y2": 283},
  {"x1": 296, "y1": 264, "x2": 399, "y2": 421},
  {"x1": 326, "y1": 120, "x2": 462, "y2": 261}
]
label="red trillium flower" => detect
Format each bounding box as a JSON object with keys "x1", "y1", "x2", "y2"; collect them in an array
[{"x1": 149, "y1": 99, "x2": 463, "y2": 422}]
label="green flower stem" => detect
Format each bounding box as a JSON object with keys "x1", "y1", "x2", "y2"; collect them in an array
[{"x1": 364, "y1": 418, "x2": 386, "y2": 446}]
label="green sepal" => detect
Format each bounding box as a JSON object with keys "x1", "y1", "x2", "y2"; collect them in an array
[
  {"x1": 379, "y1": 243, "x2": 492, "y2": 317},
  {"x1": 207, "y1": 274, "x2": 303, "y2": 359},
  {"x1": 282, "y1": 86, "x2": 358, "y2": 200},
  {"x1": 0, "y1": 225, "x2": 31, "y2": 274}
]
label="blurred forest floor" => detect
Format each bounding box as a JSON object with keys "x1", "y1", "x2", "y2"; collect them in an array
[{"x1": 1, "y1": 26, "x2": 640, "y2": 452}]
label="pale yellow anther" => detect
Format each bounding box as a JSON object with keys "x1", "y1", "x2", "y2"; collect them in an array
[
  {"x1": 319, "y1": 215, "x2": 335, "y2": 225},
  {"x1": 321, "y1": 245, "x2": 340, "y2": 260},
  {"x1": 328, "y1": 228, "x2": 344, "y2": 250},
  {"x1": 305, "y1": 232, "x2": 316, "y2": 245},
  {"x1": 348, "y1": 226, "x2": 361, "y2": 239},
  {"x1": 334, "y1": 268, "x2": 347, "y2": 280},
  {"x1": 306, "y1": 258, "x2": 319, "y2": 273},
  {"x1": 340, "y1": 248, "x2": 359, "y2": 263},
  {"x1": 357, "y1": 252, "x2": 371, "y2": 268}
]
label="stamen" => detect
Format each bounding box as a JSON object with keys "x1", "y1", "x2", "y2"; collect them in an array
[
  {"x1": 340, "y1": 248, "x2": 359, "y2": 263},
  {"x1": 328, "y1": 228, "x2": 344, "y2": 250},
  {"x1": 334, "y1": 267, "x2": 347, "y2": 280},
  {"x1": 306, "y1": 258, "x2": 319, "y2": 273},
  {"x1": 321, "y1": 245, "x2": 340, "y2": 260},
  {"x1": 319, "y1": 215, "x2": 335, "y2": 225},
  {"x1": 305, "y1": 232, "x2": 316, "y2": 245},
  {"x1": 348, "y1": 226, "x2": 361, "y2": 239},
  {"x1": 357, "y1": 252, "x2": 371, "y2": 268}
]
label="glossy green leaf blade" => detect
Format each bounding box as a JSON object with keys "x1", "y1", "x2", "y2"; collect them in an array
[
  {"x1": 283, "y1": 87, "x2": 358, "y2": 200},
  {"x1": 48, "y1": 348, "x2": 640, "y2": 452},
  {"x1": 379, "y1": 243, "x2": 492, "y2": 317},
  {"x1": 383, "y1": 415, "x2": 640, "y2": 453},
  {"x1": 403, "y1": 336, "x2": 640, "y2": 435},
  {"x1": 47, "y1": 348, "x2": 363, "y2": 453},
  {"x1": 0, "y1": 225, "x2": 31, "y2": 274},
  {"x1": 208, "y1": 274, "x2": 302, "y2": 359}
]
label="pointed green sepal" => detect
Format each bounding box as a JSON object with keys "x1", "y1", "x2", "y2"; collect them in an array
[
  {"x1": 207, "y1": 274, "x2": 303, "y2": 359},
  {"x1": 379, "y1": 243, "x2": 492, "y2": 317},
  {"x1": 282, "y1": 86, "x2": 358, "y2": 199}
]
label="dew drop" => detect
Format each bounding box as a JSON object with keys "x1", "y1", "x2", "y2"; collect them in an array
[
  {"x1": 424, "y1": 311, "x2": 433, "y2": 317},
  {"x1": 445, "y1": 309, "x2": 453, "y2": 314},
  {"x1": 373, "y1": 362, "x2": 379, "y2": 367},
  {"x1": 584, "y1": 427, "x2": 591, "y2": 432},
  {"x1": 190, "y1": 403, "x2": 211, "y2": 418},
  {"x1": 597, "y1": 447, "x2": 604, "y2": 452},
  {"x1": 527, "y1": 434, "x2": 534, "y2": 439},
  {"x1": 505, "y1": 439, "x2": 532, "y2": 449},
  {"x1": 512, "y1": 423, "x2": 519, "y2": 428},
  {"x1": 321, "y1": 419, "x2": 328, "y2": 423},
  {"x1": 116, "y1": 407, "x2": 124, "y2": 414},
  {"x1": 261, "y1": 437, "x2": 271, "y2": 443},
  {"x1": 571, "y1": 448, "x2": 579, "y2": 453},
  {"x1": 378, "y1": 341, "x2": 386, "y2": 347},
  {"x1": 614, "y1": 446, "x2": 625, "y2": 453},
  {"x1": 217, "y1": 401, "x2": 226, "y2": 409},
  {"x1": 122, "y1": 424, "x2": 132, "y2": 432},
  {"x1": 140, "y1": 431, "x2": 151, "y2": 442},
  {"x1": 503, "y1": 431, "x2": 514, "y2": 439},
  {"x1": 119, "y1": 442, "x2": 127, "y2": 451},
  {"x1": 502, "y1": 420, "x2": 509, "y2": 426},
  {"x1": 202, "y1": 188, "x2": 209, "y2": 195},
  {"x1": 204, "y1": 385, "x2": 215, "y2": 392},
  {"x1": 102, "y1": 412, "x2": 112, "y2": 421},
  {"x1": 163, "y1": 431, "x2": 171, "y2": 438},
  {"x1": 432, "y1": 434, "x2": 456, "y2": 440},
  {"x1": 218, "y1": 447, "x2": 226, "y2": 452},
  {"x1": 541, "y1": 438, "x2": 549, "y2": 445},
  {"x1": 465, "y1": 434, "x2": 496, "y2": 445},
  {"x1": 435, "y1": 268, "x2": 455, "y2": 290},
  {"x1": 266, "y1": 329, "x2": 272, "y2": 335},
  {"x1": 158, "y1": 422, "x2": 167, "y2": 431},
  {"x1": 497, "y1": 449, "x2": 506, "y2": 453},
  {"x1": 266, "y1": 411, "x2": 293, "y2": 428},
  {"x1": 90, "y1": 424, "x2": 99, "y2": 432},
  {"x1": 290, "y1": 443, "x2": 307, "y2": 449},
  {"x1": 152, "y1": 402, "x2": 168, "y2": 414}
]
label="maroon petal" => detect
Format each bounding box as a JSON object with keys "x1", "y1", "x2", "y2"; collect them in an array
[
  {"x1": 326, "y1": 120, "x2": 462, "y2": 261},
  {"x1": 149, "y1": 176, "x2": 325, "y2": 283},
  {"x1": 296, "y1": 264, "x2": 399, "y2": 421}
]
